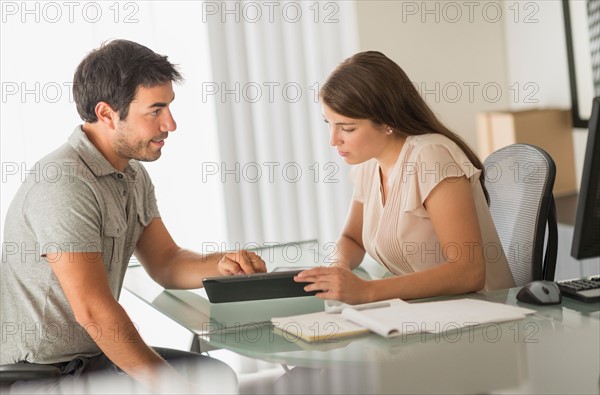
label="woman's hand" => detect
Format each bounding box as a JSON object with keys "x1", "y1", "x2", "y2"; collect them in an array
[
  {"x1": 218, "y1": 250, "x2": 266, "y2": 275},
  {"x1": 295, "y1": 266, "x2": 373, "y2": 304}
]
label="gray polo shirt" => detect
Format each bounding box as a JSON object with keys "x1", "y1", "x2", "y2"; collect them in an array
[{"x1": 1, "y1": 126, "x2": 160, "y2": 364}]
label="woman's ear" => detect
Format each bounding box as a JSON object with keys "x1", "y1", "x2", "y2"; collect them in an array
[{"x1": 95, "y1": 101, "x2": 118, "y2": 129}]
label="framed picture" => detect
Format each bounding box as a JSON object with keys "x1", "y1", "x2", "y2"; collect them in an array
[{"x1": 563, "y1": 0, "x2": 598, "y2": 128}]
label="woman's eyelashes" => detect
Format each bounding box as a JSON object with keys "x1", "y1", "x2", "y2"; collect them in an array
[{"x1": 323, "y1": 118, "x2": 355, "y2": 132}]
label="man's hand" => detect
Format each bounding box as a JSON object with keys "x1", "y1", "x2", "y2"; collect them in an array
[{"x1": 218, "y1": 250, "x2": 266, "y2": 275}]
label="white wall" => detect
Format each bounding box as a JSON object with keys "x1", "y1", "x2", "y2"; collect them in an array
[
  {"x1": 502, "y1": 0, "x2": 588, "y2": 187},
  {"x1": 355, "y1": 0, "x2": 510, "y2": 148},
  {"x1": 0, "y1": 1, "x2": 227, "y2": 250},
  {"x1": 354, "y1": 0, "x2": 589, "y2": 183},
  {"x1": 503, "y1": 1, "x2": 571, "y2": 110}
]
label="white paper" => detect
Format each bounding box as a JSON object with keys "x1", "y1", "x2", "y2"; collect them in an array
[{"x1": 342, "y1": 299, "x2": 535, "y2": 338}]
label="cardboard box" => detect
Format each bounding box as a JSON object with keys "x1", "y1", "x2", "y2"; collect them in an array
[{"x1": 476, "y1": 109, "x2": 576, "y2": 196}]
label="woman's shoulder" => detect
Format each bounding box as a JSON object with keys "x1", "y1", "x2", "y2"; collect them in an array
[
  {"x1": 406, "y1": 133, "x2": 458, "y2": 150},
  {"x1": 404, "y1": 133, "x2": 465, "y2": 160}
]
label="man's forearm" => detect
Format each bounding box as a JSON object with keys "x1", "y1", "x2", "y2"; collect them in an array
[
  {"x1": 147, "y1": 249, "x2": 225, "y2": 289},
  {"x1": 80, "y1": 299, "x2": 172, "y2": 385}
]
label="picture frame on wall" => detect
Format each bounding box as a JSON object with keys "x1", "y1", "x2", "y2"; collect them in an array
[{"x1": 563, "y1": 0, "x2": 599, "y2": 129}]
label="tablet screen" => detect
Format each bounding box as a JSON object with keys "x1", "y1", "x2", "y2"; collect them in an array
[{"x1": 202, "y1": 270, "x2": 317, "y2": 303}]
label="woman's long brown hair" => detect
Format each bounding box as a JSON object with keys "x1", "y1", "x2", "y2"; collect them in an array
[{"x1": 320, "y1": 51, "x2": 490, "y2": 203}]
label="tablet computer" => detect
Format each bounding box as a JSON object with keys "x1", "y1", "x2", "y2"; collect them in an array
[{"x1": 202, "y1": 270, "x2": 318, "y2": 303}]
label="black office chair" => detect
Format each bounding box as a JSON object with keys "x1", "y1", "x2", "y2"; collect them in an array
[
  {"x1": 483, "y1": 144, "x2": 558, "y2": 286},
  {"x1": 0, "y1": 363, "x2": 61, "y2": 390}
]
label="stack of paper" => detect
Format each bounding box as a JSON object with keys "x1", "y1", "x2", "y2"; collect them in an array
[
  {"x1": 342, "y1": 299, "x2": 535, "y2": 338},
  {"x1": 272, "y1": 310, "x2": 369, "y2": 342},
  {"x1": 271, "y1": 298, "x2": 535, "y2": 343}
]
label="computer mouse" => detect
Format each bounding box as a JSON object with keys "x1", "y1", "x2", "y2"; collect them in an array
[{"x1": 516, "y1": 281, "x2": 562, "y2": 305}]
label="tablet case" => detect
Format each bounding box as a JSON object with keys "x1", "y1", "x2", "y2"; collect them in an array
[{"x1": 202, "y1": 270, "x2": 318, "y2": 303}]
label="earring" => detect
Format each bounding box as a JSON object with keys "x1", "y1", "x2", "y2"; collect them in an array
[{"x1": 386, "y1": 128, "x2": 393, "y2": 135}]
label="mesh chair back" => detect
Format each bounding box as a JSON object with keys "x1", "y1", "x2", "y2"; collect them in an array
[{"x1": 484, "y1": 144, "x2": 558, "y2": 286}]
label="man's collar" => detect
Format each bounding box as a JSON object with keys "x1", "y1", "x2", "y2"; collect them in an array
[{"x1": 68, "y1": 126, "x2": 136, "y2": 178}]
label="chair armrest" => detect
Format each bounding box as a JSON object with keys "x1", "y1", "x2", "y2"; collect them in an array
[{"x1": 0, "y1": 363, "x2": 61, "y2": 383}]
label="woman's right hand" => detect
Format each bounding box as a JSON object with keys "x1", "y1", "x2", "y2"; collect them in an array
[{"x1": 294, "y1": 266, "x2": 375, "y2": 304}]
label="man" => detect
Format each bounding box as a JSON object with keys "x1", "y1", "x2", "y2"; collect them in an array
[{"x1": 1, "y1": 39, "x2": 266, "y2": 387}]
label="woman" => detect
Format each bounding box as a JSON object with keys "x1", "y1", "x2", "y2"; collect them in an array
[{"x1": 296, "y1": 51, "x2": 515, "y2": 304}]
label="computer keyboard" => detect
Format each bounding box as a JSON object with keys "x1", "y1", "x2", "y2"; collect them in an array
[{"x1": 557, "y1": 276, "x2": 600, "y2": 303}]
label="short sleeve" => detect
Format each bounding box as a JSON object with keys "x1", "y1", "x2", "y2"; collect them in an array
[
  {"x1": 404, "y1": 140, "x2": 482, "y2": 215},
  {"x1": 24, "y1": 176, "x2": 103, "y2": 255}
]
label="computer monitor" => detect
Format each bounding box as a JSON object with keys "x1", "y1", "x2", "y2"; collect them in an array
[{"x1": 571, "y1": 96, "x2": 600, "y2": 259}]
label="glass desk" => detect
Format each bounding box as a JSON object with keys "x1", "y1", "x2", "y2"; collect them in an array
[
  {"x1": 123, "y1": 240, "x2": 329, "y2": 351},
  {"x1": 123, "y1": 242, "x2": 600, "y2": 394},
  {"x1": 197, "y1": 290, "x2": 599, "y2": 394}
]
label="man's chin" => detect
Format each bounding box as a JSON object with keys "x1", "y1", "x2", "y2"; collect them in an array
[{"x1": 136, "y1": 151, "x2": 162, "y2": 162}]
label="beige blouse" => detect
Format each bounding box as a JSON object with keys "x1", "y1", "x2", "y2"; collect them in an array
[{"x1": 352, "y1": 133, "x2": 515, "y2": 291}]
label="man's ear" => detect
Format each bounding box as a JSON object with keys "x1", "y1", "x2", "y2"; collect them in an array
[{"x1": 95, "y1": 102, "x2": 119, "y2": 129}]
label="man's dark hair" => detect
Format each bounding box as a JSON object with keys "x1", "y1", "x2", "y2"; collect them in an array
[{"x1": 73, "y1": 39, "x2": 183, "y2": 122}]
